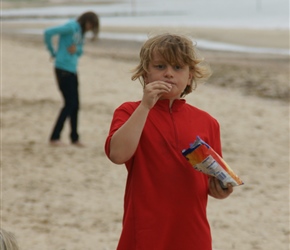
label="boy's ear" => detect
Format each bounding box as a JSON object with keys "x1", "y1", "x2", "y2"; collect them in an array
[{"x1": 188, "y1": 72, "x2": 193, "y2": 85}]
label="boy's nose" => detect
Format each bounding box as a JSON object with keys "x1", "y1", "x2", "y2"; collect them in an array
[{"x1": 164, "y1": 66, "x2": 174, "y2": 77}]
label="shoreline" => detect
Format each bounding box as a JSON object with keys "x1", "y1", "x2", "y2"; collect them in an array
[
  {"x1": 6, "y1": 27, "x2": 288, "y2": 55},
  {"x1": 2, "y1": 20, "x2": 289, "y2": 50}
]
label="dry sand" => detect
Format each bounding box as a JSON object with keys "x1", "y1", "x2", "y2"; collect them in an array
[{"x1": 1, "y1": 22, "x2": 289, "y2": 250}]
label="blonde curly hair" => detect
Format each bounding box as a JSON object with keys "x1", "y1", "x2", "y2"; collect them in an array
[{"x1": 131, "y1": 33, "x2": 212, "y2": 97}]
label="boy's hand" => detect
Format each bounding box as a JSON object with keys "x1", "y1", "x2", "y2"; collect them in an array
[
  {"x1": 208, "y1": 177, "x2": 233, "y2": 199},
  {"x1": 141, "y1": 81, "x2": 172, "y2": 109}
]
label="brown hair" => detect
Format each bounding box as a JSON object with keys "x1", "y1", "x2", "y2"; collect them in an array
[
  {"x1": 77, "y1": 11, "x2": 100, "y2": 39},
  {"x1": 131, "y1": 33, "x2": 212, "y2": 97}
]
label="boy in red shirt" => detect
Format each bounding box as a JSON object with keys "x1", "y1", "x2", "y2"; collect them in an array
[{"x1": 105, "y1": 33, "x2": 233, "y2": 250}]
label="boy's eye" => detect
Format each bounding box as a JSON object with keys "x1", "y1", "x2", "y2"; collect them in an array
[
  {"x1": 153, "y1": 64, "x2": 183, "y2": 70},
  {"x1": 154, "y1": 64, "x2": 165, "y2": 69}
]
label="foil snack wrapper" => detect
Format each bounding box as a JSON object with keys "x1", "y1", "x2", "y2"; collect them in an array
[{"x1": 182, "y1": 136, "x2": 244, "y2": 188}]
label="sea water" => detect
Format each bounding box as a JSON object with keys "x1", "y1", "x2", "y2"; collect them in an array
[{"x1": 1, "y1": 0, "x2": 289, "y2": 54}]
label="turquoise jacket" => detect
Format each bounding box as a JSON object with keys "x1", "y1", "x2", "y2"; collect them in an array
[{"x1": 44, "y1": 20, "x2": 84, "y2": 73}]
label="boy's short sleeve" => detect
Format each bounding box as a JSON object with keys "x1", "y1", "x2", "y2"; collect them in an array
[{"x1": 104, "y1": 102, "x2": 139, "y2": 157}]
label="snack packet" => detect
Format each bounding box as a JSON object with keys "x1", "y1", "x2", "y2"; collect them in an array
[{"x1": 182, "y1": 136, "x2": 243, "y2": 188}]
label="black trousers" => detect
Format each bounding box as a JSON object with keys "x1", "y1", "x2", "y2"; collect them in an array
[{"x1": 50, "y1": 68, "x2": 79, "y2": 143}]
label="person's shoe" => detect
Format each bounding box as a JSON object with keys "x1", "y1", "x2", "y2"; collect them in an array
[
  {"x1": 72, "y1": 141, "x2": 85, "y2": 147},
  {"x1": 49, "y1": 140, "x2": 67, "y2": 147}
]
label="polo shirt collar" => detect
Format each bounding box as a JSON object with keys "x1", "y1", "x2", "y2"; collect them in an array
[{"x1": 155, "y1": 99, "x2": 186, "y2": 112}]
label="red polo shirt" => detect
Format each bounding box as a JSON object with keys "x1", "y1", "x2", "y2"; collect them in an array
[{"x1": 105, "y1": 99, "x2": 222, "y2": 250}]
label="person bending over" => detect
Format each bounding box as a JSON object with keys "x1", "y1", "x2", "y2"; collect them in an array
[{"x1": 44, "y1": 11, "x2": 99, "y2": 147}]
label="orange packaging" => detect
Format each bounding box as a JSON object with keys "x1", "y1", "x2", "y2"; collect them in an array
[{"x1": 182, "y1": 136, "x2": 244, "y2": 188}]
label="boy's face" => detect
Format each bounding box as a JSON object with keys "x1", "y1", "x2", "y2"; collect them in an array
[{"x1": 144, "y1": 51, "x2": 192, "y2": 100}]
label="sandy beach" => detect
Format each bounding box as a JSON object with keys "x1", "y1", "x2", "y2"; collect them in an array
[{"x1": 1, "y1": 9, "x2": 290, "y2": 250}]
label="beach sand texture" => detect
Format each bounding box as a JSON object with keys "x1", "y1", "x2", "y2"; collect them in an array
[{"x1": 1, "y1": 13, "x2": 289, "y2": 250}]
